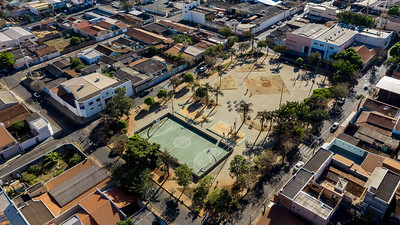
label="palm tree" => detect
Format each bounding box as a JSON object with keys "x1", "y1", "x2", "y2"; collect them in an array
[
  {"x1": 160, "y1": 151, "x2": 173, "y2": 177},
  {"x1": 238, "y1": 101, "x2": 253, "y2": 123},
  {"x1": 230, "y1": 48, "x2": 236, "y2": 64},
  {"x1": 204, "y1": 83, "x2": 213, "y2": 105},
  {"x1": 170, "y1": 76, "x2": 179, "y2": 113},
  {"x1": 265, "y1": 37, "x2": 274, "y2": 56},
  {"x1": 211, "y1": 86, "x2": 224, "y2": 105}
]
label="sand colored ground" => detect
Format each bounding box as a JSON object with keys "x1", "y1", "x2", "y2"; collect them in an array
[
  {"x1": 236, "y1": 62, "x2": 267, "y2": 72},
  {"x1": 245, "y1": 75, "x2": 289, "y2": 96},
  {"x1": 214, "y1": 74, "x2": 238, "y2": 90},
  {"x1": 208, "y1": 121, "x2": 247, "y2": 144},
  {"x1": 177, "y1": 106, "x2": 211, "y2": 123}
]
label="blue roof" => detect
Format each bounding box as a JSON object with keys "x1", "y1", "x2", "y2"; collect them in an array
[{"x1": 0, "y1": 187, "x2": 29, "y2": 225}]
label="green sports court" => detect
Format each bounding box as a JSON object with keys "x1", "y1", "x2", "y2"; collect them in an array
[{"x1": 138, "y1": 114, "x2": 231, "y2": 177}]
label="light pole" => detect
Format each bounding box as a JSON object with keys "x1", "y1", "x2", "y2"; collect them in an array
[{"x1": 17, "y1": 38, "x2": 33, "y2": 78}]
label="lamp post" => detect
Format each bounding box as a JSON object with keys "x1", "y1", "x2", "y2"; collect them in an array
[{"x1": 17, "y1": 38, "x2": 33, "y2": 78}]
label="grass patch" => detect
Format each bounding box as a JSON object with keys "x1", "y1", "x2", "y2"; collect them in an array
[{"x1": 45, "y1": 37, "x2": 72, "y2": 52}]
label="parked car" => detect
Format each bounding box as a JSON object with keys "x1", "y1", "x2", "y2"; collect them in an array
[
  {"x1": 198, "y1": 66, "x2": 207, "y2": 73},
  {"x1": 330, "y1": 122, "x2": 340, "y2": 133},
  {"x1": 364, "y1": 85, "x2": 369, "y2": 90},
  {"x1": 293, "y1": 161, "x2": 305, "y2": 173},
  {"x1": 33, "y1": 92, "x2": 42, "y2": 102},
  {"x1": 277, "y1": 21, "x2": 283, "y2": 26},
  {"x1": 338, "y1": 97, "x2": 345, "y2": 106},
  {"x1": 139, "y1": 89, "x2": 151, "y2": 97}
]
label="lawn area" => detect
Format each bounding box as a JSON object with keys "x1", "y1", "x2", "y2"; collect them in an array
[{"x1": 45, "y1": 37, "x2": 72, "y2": 52}]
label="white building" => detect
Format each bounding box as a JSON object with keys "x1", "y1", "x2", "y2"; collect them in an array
[
  {"x1": 0, "y1": 27, "x2": 37, "y2": 50},
  {"x1": 308, "y1": 4, "x2": 339, "y2": 21},
  {"x1": 28, "y1": 0, "x2": 50, "y2": 15},
  {"x1": 48, "y1": 73, "x2": 133, "y2": 118}
]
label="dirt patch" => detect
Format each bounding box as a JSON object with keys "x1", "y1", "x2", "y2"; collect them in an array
[
  {"x1": 245, "y1": 75, "x2": 289, "y2": 96},
  {"x1": 45, "y1": 37, "x2": 72, "y2": 52},
  {"x1": 209, "y1": 121, "x2": 247, "y2": 143},
  {"x1": 214, "y1": 74, "x2": 238, "y2": 90},
  {"x1": 177, "y1": 106, "x2": 211, "y2": 124},
  {"x1": 239, "y1": 114, "x2": 271, "y2": 132},
  {"x1": 236, "y1": 63, "x2": 266, "y2": 72}
]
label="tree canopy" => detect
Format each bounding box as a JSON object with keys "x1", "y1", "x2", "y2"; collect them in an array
[
  {"x1": 333, "y1": 59, "x2": 355, "y2": 82},
  {"x1": 273, "y1": 45, "x2": 287, "y2": 55},
  {"x1": 156, "y1": 89, "x2": 167, "y2": 99},
  {"x1": 195, "y1": 86, "x2": 208, "y2": 99},
  {"x1": 117, "y1": 219, "x2": 134, "y2": 225},
  {"x1": 218, "y1": 26, "x2": 232, "y2": 37},
  {"x1": 308, "y1": 52, "x2": 322, "y2": 65},
  {"x1": 106, "y1": 87, "x2": 135, "y2": 120},
  {"x1": 229, "y1": 155, "x2": 250, "y2": 179},
  {"x1": 336, "y1": 11, "x2": 374, "y2": 28},
  {"x1": 388, "y1": 4, "x2": 400, "y2": 16},
  {"x1": 330, "y1": 83, "x2": 349, "y2": 101},
  {"x1": 174, "y1": 164, "x2": 192, "y2": 189},
  {"x1": 0, "y1": 52, "x2": 15, "y2": 69},
  {"x1": 183, "y1": 73, "x2": 195, "y2": 83},
  {"x1": 390, "y1": 42, "x2": 400, "y2": 57},
  {"x1": 172, "y1": 34, "x2": 193, "y2": 44},
  {"x1": 144, "y1": 96, "x2": 155, "y2": 106},
  {"x1": 334, "y1": 47, "x2": 363, "y2": 69}
]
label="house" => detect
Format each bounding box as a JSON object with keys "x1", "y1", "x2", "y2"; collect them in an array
[
  {"x1": 94, "y1": 44, "x2": 133, "y2": 57},
  {"x1": 28, "y1": 0, "x2": 50, "y2": 15},
  {"x1": 78, "y1": 48, "x2": 103, "y2": 65},
  {"x1": 81, "y1": 64, "x2": 101, "y2": 75},
  {"x1": 158, "y1": 19, "x2": 196, "y2": 34},
  {"x1": 125, "y1": 28, "x2": 168, "y2": 45},
  {"x1": 43, "y1": 0, "x2": 66, "y2": 10},
  {"x1": 0, "y1": 187, "x2": 29, "y2": 224},
  {"x1": 286, "y1": 23, "x2": 329, "y2": 56},
  {"x1": 0, "y1": 27, "x2": 37, "y2": 51},
  {"x1": 19, "y1": 158, "x2": 112, "y2": 225},
  {"x1": 113, "y1": 67, "x2": 151, "y2": 94},
  {"x1": 385, "y1": 15, "x2": 400, "y2": 32},
  {"x1": 35, "y1": 45, "x2": 60, "y2": 62},
  {"x1": 375, "y1": 76, "x2": 400, "y2": 107},
  {"x1": 47, "y1": 73, "x2": 133, "y2": 118},
  {"x1": 353, "y1": 45, "x2": 376, "y2": 70},
  {"x1": 184, "y1": 45, "x2": 205, "y2": 61},
  {"x1": 0, "y1": 123, "x2": 20, "y2": 161},
  {"x1": 72, "y1": 19, "x2": 128, "y2": 42},
  {"x1": 362, "y1": 167, "x2": 400, "y2": 221},
  {"x1": 41, "y1": 18, "x2": 57, "y2": 28},
  {"x1": 0, "y1": 104, "x2": 31, "y2": 128},
  {"x1": 71, "y1": 0, "x2": 96, "y2": 6},
  {"x1": 129, "y1": 58, "x2": 168, "y2": 77},
  {"x1": 142, "y1": 22, "x2": 169, "y2": 35},
  {"x1": 10, "y1": 47, "x2": 39, "y2": 70},
  {"x1": 307, "y1": 4, "x2": 338, "y2": 21},
  {"x1": 0, "y1": 91, "x2": 18, "y2": 111},
  {"x1": 44, "y1": 64, "x2": 63, "y2": 78}
]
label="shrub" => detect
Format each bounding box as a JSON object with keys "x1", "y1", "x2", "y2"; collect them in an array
[
  {"x1": 117, "y1": 119, "x2": 128, "y2": 130},
  {"x1": 144, "y1": 96, "x2": 155, "y2": 106},
  {"x1": 69, "y1": 153, "x2": 81, "y2": 165},
  {"x1": 156, "y1": 89, "x2": 167, "y2": 99},
  {"x1": 28, "y1": 165, "x2": 42, "y2": 176},
  {"x1": 53, "y1": 169, "x2": 64, "y2": 177},
  {"x1": 8, "y1": 121, "x2": 27, "y2": 135},
  {"x1": 21, "y1": 172, "x2": 38, "y2": 185}
]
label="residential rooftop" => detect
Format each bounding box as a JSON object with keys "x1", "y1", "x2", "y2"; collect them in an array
[
  {"x1": 303, "y1": 148, "x2": 333, "y2": 173},
  {"x1": 280, "y1": 169, "x2": 314, "y2": 200},
  {"x1": 293, "y1": 191, "x2": 333, "y2": 219},
  {"x1": 376, "y1": 76, "x2": 400, "y2": 95}
]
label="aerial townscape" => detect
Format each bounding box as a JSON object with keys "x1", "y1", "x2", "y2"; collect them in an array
[{"x1": 2, "y1": 0, "x2": 400, "y2": 224}]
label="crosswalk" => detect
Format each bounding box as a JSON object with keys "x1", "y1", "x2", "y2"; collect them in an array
[{"x1": 298, "y1": 144, "x2": 315, "y2": 159}]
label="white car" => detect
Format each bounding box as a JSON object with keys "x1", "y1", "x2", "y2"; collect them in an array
[
  {"x1": 293, "y1": 161, "x2": 304, "y2": 173},
  {"x1": 330, "y1": 122, "x2": 340, "y2": 133}
]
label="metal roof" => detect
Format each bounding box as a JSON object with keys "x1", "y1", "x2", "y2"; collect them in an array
[
  {"x1": 48, "y1": 165, "x2": 108, "y2": 207},
  {"x1": 376, "y1": 76, "x2": 400, "y2": 95},
  {"x1": 303, "y1": 148, "x2": 333, "y2": 173},
  {"x1": 280, "y1": 169, "x2": 313, "y2": 200}
]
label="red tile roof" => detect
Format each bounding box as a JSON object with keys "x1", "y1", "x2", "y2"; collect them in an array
[
  {"x1": 354, "y1": 45, "x2": 376, "y2": 65},
  {"x1": 73, "y1": 20, "x2": 91, "y2": 30},
  {"x1": 36, "y1": 45, "x2": 58, "y2": 57},
  {"x1": 104, "y1": 187, "x2": 138, "y2": 209},
  {"x1": 126, "y1": 28, "x2": 166, "y2": 45},
  {"x1": 98, "y1": 20, "x2": 114, "y2": 29}
]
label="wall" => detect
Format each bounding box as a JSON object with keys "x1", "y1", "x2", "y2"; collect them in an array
[
  {"x1": 385, "y1": 21, "x2": 400, "y2": 32},
  {"x1": 48, "y1": 89, "x2": 80, "y2": 116},
  {"x1": 0, "y1": 144, "x2": 21, "y2": 159},
  {"x1": 308, "y1": 6, "x2": 337, "y2": 20},
  {"x1": 0, "y1": 38, "x2": 17, "y2": 50},
  {"x1": 39, "y1": 51, "x2": 60, "y2": 62},
  {"x1": 355, "y1": 31, "x2": 392, "y2": 48},
  {"x1": 20, "y1": 136, "x2": 39, "y2": 149},
  {"x1": 286, "y1": 32, "x2": 312, "y2": 54}
]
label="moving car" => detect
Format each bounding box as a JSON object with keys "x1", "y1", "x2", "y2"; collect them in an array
[{"x1": 330, "y1": 122, "x2": 339, "y2": 133}]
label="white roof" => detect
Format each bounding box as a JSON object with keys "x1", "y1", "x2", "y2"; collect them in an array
[
  {"x1": 255, "y1": 0, "x2": 281, "y2": 6},
  {"x1": 78, "y1": 48, "x2": 102, "y2": 59},
  {"x1": 184, "y1": 46, "x2": 204, "y2": 56},
  {"x1": 2, "y1": 27, "x2": 34, "y2": 39},
  {"x1": 0, "y1": 33, "x2": 13, "y2": 43},
  {"x1": 31, "y1": 117, "x2": 48, "y2": 130},
  {"x1": 376, "y1": 76, "x2": 400, "y2": 95}
]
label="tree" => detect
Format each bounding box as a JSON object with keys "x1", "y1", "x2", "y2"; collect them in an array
[
  {"x1": 264, "y1": 37, "x2": 274, "y2": 56},
  {"x1": 173, "y1": 34, "x2": 193, "y2": 44},
  {"x1": 174, "y1": 164, "x2": 192, "y2": 196},
  {"x1": 117, "y1": 219, "x2": 134, "y2": 225},
  {"x1": 70, "y1": 36, "x2": 82, "y2": 46},
  {"x1": 256, "y1": 111, "x2": 273, "y2": 132},
  {"x1": 20, "y1": 14, "x2": 31, "y2": 22},
  {"x1": 275, "y1": 101, "x2": 309, "y2": 123},
  {"x1": 147, "y1": 45, "x2": 159, "y2": 57},
  {"x1": 308, "y1": 52, "x2": 322, "y2": 66},
  {"x1": 193, "y1": 175, "x2": 213, "y2": 205},
  {"x1": 69, "y1": 153, "x2": 82, "y2": 165},
  {"x1": 388, "y1": 4, "x2": 400, "y2": 16},
  {"x1": 307, "y1": 109, "x2": 329, "y2": 127},
  {"x1": 273, "y1": 44, "x2": 287, "y2": 56},
  {"x1": 239, "y1": 42, "x2": 250, "y2": 55},
  {"x1": 296, "y1": 57, "x2": 304, "y2": 66},
  {"x1": 218, "y1": 26, "x2": 232, "y2": 37},
  {"x1": 205, "y1": 187, "x2": 236, "y2": 215},
  {"x1": 384, "y1": 56, "x2": 400, "y2": 69},
  {"x1": 229, "y1": 155, "x2": 250, "y2": 181},
  {"x1": 28, "y1": 165, "x2": 42, "y2": 176},
  {"x1": 183, "y1": 73, "x2": 195, "y2": 83},
  {"x1": 144, "y1": 96, "x2": 155, "y2": 106},
  {"x1": 209, "y1": 86, "x2": 222, "y2": 105},
  {"x1": 333, "y1": 59, "x2": 355, "y2": 82},
  {"x1": 0, "y1": 11, "x2": 7, "y2": 19},
  {"x1": 227, "y1": 36, "x2": 238, "y2": 47},
  {"x1": 156, "y1": 89, "x2": 167, "y2": 99},
  {"x1": 8, "y1": 120, "x2": 27, "y2": 136},
  {"x1": 109, "y1": 134, "x2": 128, "y2": 156},
  {"x1": 336, "y1": 11, "x2": 374, "y2": 28},
  {"x1": 195, "y1": 86, "x2": 208, "y2": 99},
  {"x1": 0, "y1": 52, "x2": 15, "y2": 69},
  {"x1": 257, "y1": 40, "x2": 267, "y2": 49},
  {"x1": 106, "y1": 87, "x2": 135, "y2": 120},
  {"x1": 204, "y1": 56, "x2": 216, "y2": 68},
  {"x1": 122, "y1": 135, "x2": 160, "y2": 169},
  {"x1": 159, "y1": 151, "x2": 174, "y2": 176},
  {"x1": 390, "y1": 42, "x2": 400, "y2": 57},
  {"x1": 238, "y1": 101, "x2": 253, "y2": 122},
  {"x1": 335, "y1": 47, "x2": 363, "y2": 70},
  {"x1": 330, "y1": 83, "x2": 349, "y2": 102}
]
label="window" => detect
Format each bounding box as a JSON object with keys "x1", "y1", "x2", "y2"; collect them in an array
[
  {"x1": 1, "y1": 45, "x2": 5, "y2": 48},
  {"x1": 88, "y1": 101, "x2": 93, "y2": 106},
  {"x1": 320, "y1": 44, "x2": 324, "y2": 47},
  {"x1": 90, "y1": 107, "x2": 94, "y2": 110},
  {"x1": 96, "y1": 98, "x2": 100, "y2": 102},
  {"x1": 314, "y1": 43, "x2": 318, "y2": 45},
  {"x1": 330, "y1": 47, "x2": 334, "y2": 49}
]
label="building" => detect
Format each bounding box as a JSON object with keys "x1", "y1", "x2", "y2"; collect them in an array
[
  {"x1": 125, "y1": 28, "x2": 168, "y2": 45},
  {"x1": 47, "y1": 73, "x2": 133, "y2": 118},
  {"x1": 129, "y1": 58, "x2": 168, "y2": 77},
  {"x1": 0, "y1": 187, "x2": 29, "y2": 225},
  {"x1": 353, "y1": 45, "x2": 376, "y2": 70},
  {"x1": 113, "y1": 67, "x2": 150, "y2": 94},
  {"x1": 28, "y1": 0, "x2": 50, "y2": 15},
  {"x1": 362, "y1": 167, "x2": 400, "y2": 221},
  {"x1": 78, "y1": 48, "x2": 103, "y2": 65},
  {"x1": 43, "y1": 0, "x2": 66, "y2": 10},
  {"x1": 72, "y1": 19, "x2": 128, "y2": 42},
  {"x1": 35, "y1": 45, "x2": 60, "y2": 62},
  {"x1": 376, "y1": 76, "x2": 400, "y2": 106},
  {"x1": 307, "y1": 5, "x2": 338, "y2": 21},
  {"x1": 71, "y1": 0, "x2": 96, "y2": 6},
  {"x1": 0, "y1": 27, "x2": 37, "y2": 50},
  {"x1": 385, "y1": 15, "x2": 400, "y2": 32},
  {"x1": 0, "y1": 123, "x2": 20, "y2": 161},
  {"x1": 286, "y1": 23, "x2": 392, "y2": 59},
  {"x1": 0, "y1": 90, "x2": 18, "y2": 111}
]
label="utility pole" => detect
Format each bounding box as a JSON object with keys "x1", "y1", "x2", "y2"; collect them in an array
[{"x1": 17, "y1": 38, "x2": 33, "y2": 78}]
